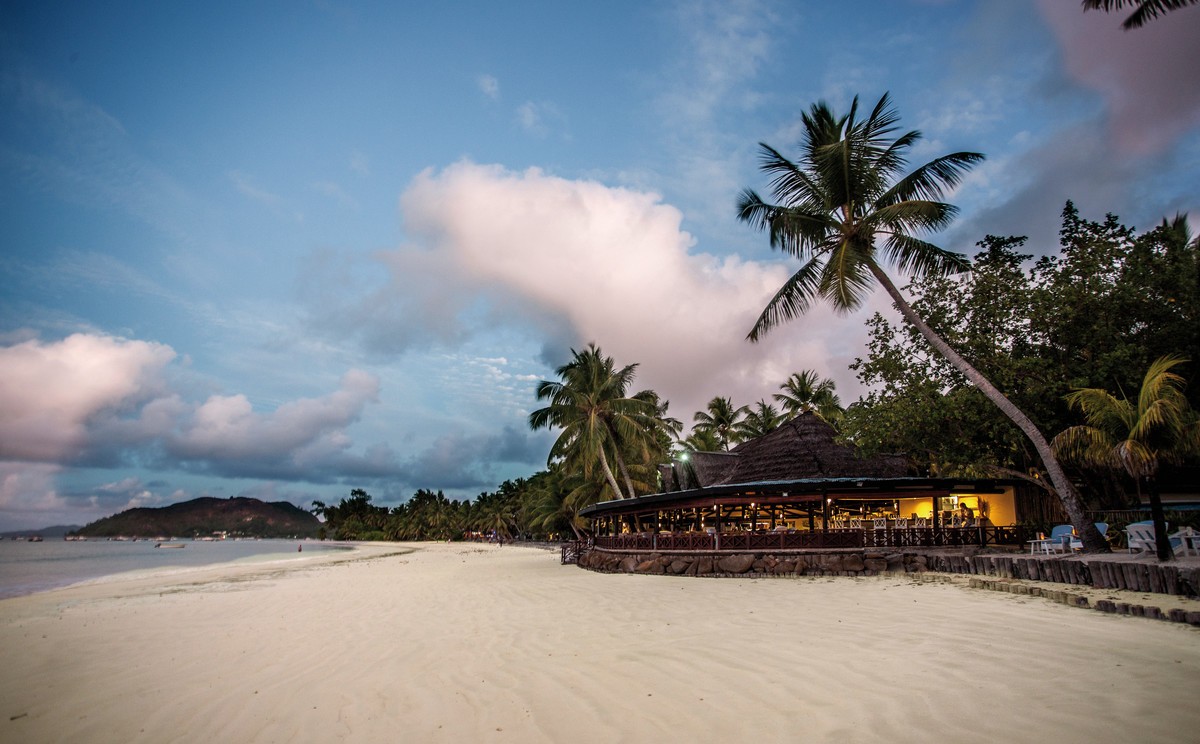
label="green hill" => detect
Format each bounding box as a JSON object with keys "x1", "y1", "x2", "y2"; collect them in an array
[{"x1": 74, "y1": 497, "x2": 321, "y2": 538}]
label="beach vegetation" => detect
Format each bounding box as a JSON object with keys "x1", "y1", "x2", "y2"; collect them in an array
[
  {"x1": 692, "y1": 396, "x2": 751, "y2": 451},
  {"x1": 843, "y1": 206, "x2": 1200, "y2": 512},
  {"x1": 1053, "y1": 356, "x2": 1200, "y2": 560},
  {"x1": 736, "y1": 93, "x2": 1110, "y2": 551},
  {"x1": 736, "y1": 399, "x2": 786, "y2": 439},
  {"x1": 774, "y1": 370, "x2": 843, "y2": 425},
  {"x1": 528, "y1": 344, "x2": 671, "y2": 500}
]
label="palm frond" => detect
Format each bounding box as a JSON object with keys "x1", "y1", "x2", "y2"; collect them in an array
[
  {"x1": 878, "y1": 152, "x2": 985, "y2": 206},
  {"x1": 747, "y1": 256, "x2": 826, "y2": 341},
  {"x1": 880, "y1": 232, "x2": 970, "y2": 277}
]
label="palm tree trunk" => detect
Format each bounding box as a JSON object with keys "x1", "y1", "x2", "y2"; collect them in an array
[
  {"x1": 602, "y1": 422, "x2": 639, "y2": 498},
  {"x1": 868, "y1": 262, "x2": 1110, "y2": 553},
  {"x1": 597, "y1": 449, "x2": 626, "y2": 500},
  {"x1": 1145, "y1": 476, "x2": 1174, "y2": 562}
]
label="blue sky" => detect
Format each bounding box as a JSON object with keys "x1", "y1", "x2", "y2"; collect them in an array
[{"x1": 2, "y1": 1, "x2": 1198, "y2": 530}]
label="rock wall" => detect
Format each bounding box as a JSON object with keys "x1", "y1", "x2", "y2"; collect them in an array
[{"x1": 576, "y1": 548, "x2": 1200, "y2": 597}]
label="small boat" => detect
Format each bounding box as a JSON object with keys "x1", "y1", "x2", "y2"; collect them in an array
[{"x1": 155, "y1": 542, "x2": 186, "y2": 549}]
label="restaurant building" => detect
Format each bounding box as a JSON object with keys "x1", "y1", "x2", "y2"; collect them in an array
[{"x1": 579, "y1": 413, "x2": 1060, "y2": 552}]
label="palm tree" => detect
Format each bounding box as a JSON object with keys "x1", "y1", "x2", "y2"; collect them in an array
[
  {"x1": 693, "y1": 396, "x2": 750, "y2": 451},
  {"x1": 1081, "y1": 0, "x2": 1199, "y2": 30},
  {"x1": 680, "y1": 427, "x2": 723, "y2": 453},
  {"x1": 529, "y1": 344, "x2": 663, "y2": 500},
  {"x1": 1053, "y1": 356, "x2": 1200, "y2": 560},
  {"x1": 737, "y1": 92, "x2": 1109, "y2": 552},
  {"x1": 774, "y1": 370, "x2": 843, "y2": 424},
  {"x1": 736, "y1": 399, "x2": 786, "y2": 439}
]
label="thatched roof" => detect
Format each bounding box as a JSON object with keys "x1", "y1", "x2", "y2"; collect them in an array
[{"x1": 666, "y1": 412, "x2": 909, "y2": 490}]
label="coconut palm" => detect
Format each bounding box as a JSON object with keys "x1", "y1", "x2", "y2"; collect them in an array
[
  {"x1": 736, "y1": 399, "x2": 786, "y2": 439},
  {"x1": 529, "y1": 344, "x2": 663, "y2": 500},
  {"x1": 774, "y1": 370, "x2": 843, "y2": 424},
  {"x1": 737, "y1": 92, "x2": 1108, "y2": 552},
  {"x1": 692, "y1": 396, "x2": 751, "y2": 451},
  {"x1": 1053, "y1": 356, "x2": 1200, "y2": 560},
  {"x1": 680, "y1": 427, "x2": 723, "y2": 453},
  {"x1": 1081, "y1": 0, "x2": 1199, "y2": 30}
]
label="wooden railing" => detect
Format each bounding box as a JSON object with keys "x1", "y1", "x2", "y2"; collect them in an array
[
  {"x1": 592, "y1": 526, "x2": 1029, "y2": 552},
  {"x1": 561, "y1": 540, "x2": 584, "y2": 564}
]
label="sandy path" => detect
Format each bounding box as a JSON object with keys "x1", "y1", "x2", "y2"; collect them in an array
[{"x1": 2, "y1": 543, "x2": 1198, "y2": 743}]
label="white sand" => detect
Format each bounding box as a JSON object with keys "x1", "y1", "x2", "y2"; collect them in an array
[{"x1": 2, "y1": 542, "x2": 1198, "y2": 743}]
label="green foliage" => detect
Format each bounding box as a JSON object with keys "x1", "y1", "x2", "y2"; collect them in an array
[
  {"x1": 529, "y1": 344, "x2": 674, "y2": 500},
  {"x1": 844, "y1": 204, "x2": 1200, "y2": 506},
  {"x1": 736, "y1": 92, "x2": 982, "y2": 337}
]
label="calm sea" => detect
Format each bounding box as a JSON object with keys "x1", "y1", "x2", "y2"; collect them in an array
[{"x1": 0, "y1": 538, "x2": 351, "y2": 599}]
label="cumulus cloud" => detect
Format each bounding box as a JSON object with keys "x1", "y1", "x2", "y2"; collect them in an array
[
  {"x1": 1036, "y1": 1, "x2": 1200, "y2": 156},
  {"x1": 0, "y1": 334, "x2": 176, "y2": 462},
  {"x1": 0, "y1": 333, "x2": 387, "y2": 476},
  {"x1": 320, "y1": 161, "x2": 875, "y2": 429}
]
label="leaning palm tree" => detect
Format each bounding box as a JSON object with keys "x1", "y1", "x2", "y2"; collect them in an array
[
  {"x1": 737, "y1": 92, "x2": 1108, "y2": 552},
  {"x1": 693, "y1": 396, "x2": 750, "y2": 451},
  {"x1": 1081, "y1": 0, "x2": 1199, "y2": 30},
  {"x1": 529, "y1": 344, "x2": 663, "y2": 500},
  {"x1": 1053, "y1": 356, "x2": 1200, "y2": 561},
  {"x1": 774, "y1": 370, "x2": 843, "y2": 423}
]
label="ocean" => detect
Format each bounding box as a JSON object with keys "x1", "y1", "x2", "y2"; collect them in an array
[{"x1": 0, "y1": 538, "x2": 351, "y2": 599}]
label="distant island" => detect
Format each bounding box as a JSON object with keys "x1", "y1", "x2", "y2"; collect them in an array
[
  {"x1": 72, "y1": 497, "x2": 321, "y2": 539},
  {"x1": 0, "y1": 525, "x2": 82, "y2": 539}
]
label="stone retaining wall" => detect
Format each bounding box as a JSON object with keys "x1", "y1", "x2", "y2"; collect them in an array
[{"x1": 577, "y1": 547, "x2": 1200, "y2": 597}]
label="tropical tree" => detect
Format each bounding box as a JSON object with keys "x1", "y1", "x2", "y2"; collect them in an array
[
  {"x1": 736, "y1": 399, "x2": 786, "y2": 439},
  {"x1": 1053, "y1": 356, "x2": 1200, "y2": 560},
  {"x1": 679, "y1": 427, "x2": 723, "y2": 453},
  {"x1": 692, "y1": 396, "x2": 750, "y2": 451},
  {"x1": 1081, "y1": 0, "x2": 1199, "y2": 29},
  {"x1": 736, "y1": 92, "x2": 1108, "y2": 551},
  {"x1": 775, "y1": 370, "x2": 843, "y2": 424},
  {"x1": 529, "y1": 344, "x2": 664, "y2": 500}
]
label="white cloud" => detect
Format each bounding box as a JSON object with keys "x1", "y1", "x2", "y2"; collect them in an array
[
  {"x1": 515, "y1": 101, "x2": 565, "y2": 137},
  {"x1": 0, "y1": 334, "x2": 387, "y2": 481},
  {"x1": 0, "y1": 334, "x2": 176, "y2": 461},
  {"x1": 167, "y1": 369, "x2": 380, "y2": 463},
  {"x1": 477, "y1": 74, "x2": 500, "y2": 100},
  {"x1": 372, "y1": 161, "x2": 873, "y2": 426}
]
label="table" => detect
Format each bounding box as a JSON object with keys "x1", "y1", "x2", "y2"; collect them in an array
[{"x1": 1027, "y1": 538, "x2": 1051, "y2": 554}]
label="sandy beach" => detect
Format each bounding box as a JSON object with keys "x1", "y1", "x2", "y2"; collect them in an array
[{"x1": 2, "y1": 543, "x2": 1198, "y2": 743}]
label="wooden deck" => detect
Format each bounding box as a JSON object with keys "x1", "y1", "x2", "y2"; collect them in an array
[{"x1": 592, "y1": 525, "x2": 1028, "y2": 552}]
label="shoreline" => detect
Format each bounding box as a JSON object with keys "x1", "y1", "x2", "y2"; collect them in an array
[
  {"x1": 0, "y1": 539, "x2": 375, "y2": 601},
  {"x1": 3, "y1": 542, "x2": 1198, "y2": 742}
]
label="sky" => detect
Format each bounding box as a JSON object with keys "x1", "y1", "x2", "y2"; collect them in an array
[{"x1": 1, "y1": 1, "x2": 1198, "y2": 531}]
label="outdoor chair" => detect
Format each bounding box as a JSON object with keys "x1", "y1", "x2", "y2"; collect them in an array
[
  {"x1": 849, "y1": 518, "x2": 862, "y2": 529},
  {"x1": 1175, "y1": 527, "x2": 1200, "y2": 557},
  {"x1": 894, "y1": 518, "x2": 908, "y2": 529},
  {"x1": 872, "y1": 518, "x2": 887, "y2": 530},
  {"x1": 1042, "y1": 524, "x2": 1075, "y2": 554},
  {"x1": 1126, "y1": 520, "x2": 1187, "y2": 556}
]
